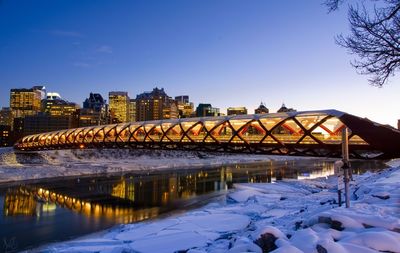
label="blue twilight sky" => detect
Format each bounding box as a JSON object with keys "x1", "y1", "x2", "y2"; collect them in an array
[{"x1": 0, "y1": 0, "x2": 399, "y2": 126}]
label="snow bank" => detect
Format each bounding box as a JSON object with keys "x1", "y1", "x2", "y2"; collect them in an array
[
  {"x1": 42, "y1": 212, "x2": 251, "y2": 253},
  {"x1": 386, "y1": 158, "x2": 400, "y2": 168},
  {"x1": 0, "y1": 148, "x2": 308, "y2": 183},
  {"x1": 37, "y1": 162, "x2": 400, "y2": 252}
]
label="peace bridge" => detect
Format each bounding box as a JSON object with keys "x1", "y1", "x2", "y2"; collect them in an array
[{"x1": 14, "y1": 110, "x2": 400, "y2": 159}]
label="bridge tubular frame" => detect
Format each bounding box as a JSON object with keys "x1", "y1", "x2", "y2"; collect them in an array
[{"x1": 15, "y1": 110, "x2": 400, "y2": 159}]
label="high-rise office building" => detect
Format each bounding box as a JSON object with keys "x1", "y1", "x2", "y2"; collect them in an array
[
  {"x1": 11, "y1": 91, "x2": 80, "y2": 135},
  {"x1": 32, "y1": 85, "x2": 47, "y2": 100},
  {"x1": 227, "y1": 107, "x2": 248, "y2": 116},
  {"x1": 0, "y1": 125, "x2": 11, "y2": 147},
  {"x1": 255, "y1": 102, "x2": 269, "y2": 114},
  {"x1": 129, "y1": 99, "x2": 136, "y2": 122},
  {"x1": 10, "y1": 86, "x2": 44, "y2": 119},
  {"x1": 196, "y1": 104, "x2": 220, "y2": 117},
  {"x1": 83, "y1": 93, "x2": 107, "y2": 112},
  {"x1": 42, "y1": 92, "x2": 79, "y2": 116},
  {"x1": 109, "y1": 91, "x2": 130, "y2": 123},
  {"x1": 175, "y1": 95, "x2": 194, "y2": 118},
  {"x1": 136, "y1": 87, "x2": 177, "y2": 121},
  {"x1": 22, "y1": 114, "x2": 78, "y2": 136},
  {"x1": 0, "y1": 107, "x2": 13, "y2": 126},
  {"x1": 80, "y1": 93, "x2": 109, "y2": 126},
  {"x1": 12, "y1": 117, "x2": 24, "y2": 140},
  {"x1": 175, "y1": 95, "x2": 189, "y2": 104},
  {"x1": 162, "y1": 100, "x2": 178, "y2": 119}
]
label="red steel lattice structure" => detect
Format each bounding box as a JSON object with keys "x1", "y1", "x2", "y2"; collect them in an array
[{"x1": 14, "y1": 110, "x2": 400, "y2": 159}]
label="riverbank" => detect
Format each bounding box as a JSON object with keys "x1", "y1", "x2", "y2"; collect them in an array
[
  {"x1": 0, "y1": 148, "x2": 313, "y2": 184},
  {"x1": 37, "y1": 162, "x2": 400, "y2": 253}
]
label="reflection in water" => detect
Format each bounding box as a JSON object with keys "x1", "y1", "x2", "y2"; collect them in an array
[
  {"x1": 4, "y1": 188, "x2": 37, "y2": 216},
  {"x1": 0, "y1": 159, "x2": 387, "y2": 251},
  {"x1": 4, "y1": 186, "x2": 160, "y2": 224},
  {"x1": 4, "y1": 169, "x2": 234, "y2": 223}
]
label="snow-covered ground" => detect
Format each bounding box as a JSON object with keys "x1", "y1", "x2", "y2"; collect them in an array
[
  {"x1": 0, "y1": 147, "x2": 311, "y2": 183},
  {"x1": 35, "y1": 161, "x2": 400, "y2": 253}
]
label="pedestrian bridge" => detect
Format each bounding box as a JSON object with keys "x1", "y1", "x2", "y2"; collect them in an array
[{"x1": 14, "y1": 110, "x2": 400, "y2": 159}]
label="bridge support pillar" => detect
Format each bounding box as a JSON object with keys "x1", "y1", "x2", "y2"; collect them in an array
[{"x1": 342, "y1": 128, "x2": 351, "y2": 208}]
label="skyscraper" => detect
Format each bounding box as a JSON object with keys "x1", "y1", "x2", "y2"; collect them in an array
[
  {"x1": 129, "y1": 99, "x2": 136, "y2": 122},
  {"x1": 0, "y1": 125, "x2": 11, "y2": 147},
  {"x1": 42, "y1": 92, "x2": 79, "y2": 116},
  {"x1": 80, "y1": 93, "x2": 109, "y2": 126},
  {"x1": 175, "y1": 95, "x2": 189, "y2": 104},
  {"x1": 10, "y1": 86, "x2": 44, "y2": 119},
  {"x1": 13, "y1": 91, "x2": 80, "y2": 135},
  {"x1": 22, "y1": 114, "x2": 78, "y2": 136},
  {"x1": 175, "y1": 95, "x2": 194, "y2": 118},
  {"x1": 0, "y1": 107, "x2": 13, "y2": 126},
  {"x1": 83, "y1": 93, "x2": 107, "y2": 112},
  {"x1": 109, "y1": 91, "x2": 130, "y2": 123},
  {"x1": 135, "y1": 87, "x2": 177, "y2": 121}
]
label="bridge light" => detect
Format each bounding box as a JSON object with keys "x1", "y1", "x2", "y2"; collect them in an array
[{"x1": 79, "y1": 144, "x2": 85, "y2": 149}]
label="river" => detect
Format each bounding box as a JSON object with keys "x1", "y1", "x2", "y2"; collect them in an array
[{"x1": 0, "y1": 158, "x2": 387, "y2": 252}]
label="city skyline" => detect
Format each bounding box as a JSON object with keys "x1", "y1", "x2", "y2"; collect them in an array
[{"x1": 1, "y1": 1, "x2": 399, "y2": 126}]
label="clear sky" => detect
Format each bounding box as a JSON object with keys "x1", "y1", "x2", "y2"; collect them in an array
[{"x1": 0, "y1": 0, "x2": 399, "y2": 126}]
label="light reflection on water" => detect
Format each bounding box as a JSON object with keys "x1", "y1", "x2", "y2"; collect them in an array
[{"x1": 0, "y1": 159, "x2": 388, "y2": 251}]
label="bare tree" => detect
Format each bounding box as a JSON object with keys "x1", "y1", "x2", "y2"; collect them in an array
[{"x1": 326, "y1": 0, "x2": 400, "y2": 86}]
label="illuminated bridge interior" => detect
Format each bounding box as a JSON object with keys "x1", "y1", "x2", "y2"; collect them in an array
[{"x1": 15, "y1": 110, "x2": 400, "y2": 159}]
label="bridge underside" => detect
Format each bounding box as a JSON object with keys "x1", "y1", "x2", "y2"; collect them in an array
[{"x1": 15, "y1": 110, "x2": 400, "y2": 159}]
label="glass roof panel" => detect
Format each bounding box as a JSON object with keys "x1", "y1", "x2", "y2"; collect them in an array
[
  {"x1": 259, "y1": 117, "x2": 286, "y2": 131},
  {"x1": 295, "y1": 115, "x2": 326, "y2": 130},
  {"x1": 229, "y1": 119, "x2": 250, "y2": 131},
  {"x1": 318, "y1": 117, "x2": 345, "y2": 134},
  {"x1": 240, "y1": 121, "x2": 266, "y2": 143},
  {"x1": 117, "y1": 127, "x2": 130, "y2": 142},
  {"x1": 211, "y1": 123, "x2": 233, "y2": 143},
  {"x1": 144, "y1": 124, "x2": 155, "y2": 133},
  {"x1": 146, "y1": 126, "x2": 163, "y2": 142},
  {"x1": 161, "y1": 122, "x2": 173, "y2": 132},
  {"x1": 311, "y1": 117, "x2": 344, "y2": 144},
  {"x1": 116, "y1": 124, "x2": 130, "y2": 134},
  {"x1": 181, "y1": 122, "x2": 197, "y2": 131},
  {"x1": 93, "y1": 128, "x2": 105, "y2": 142},
  {"x1": 129, "y1": 124, "x2": 141, "y2": 133},
  {"x1": 165, "y1": 124, "x2": 183, "y2": 142},
  {"x1": 133, "y1": 126, "x2": 146, "y2": 142},
  {"x1": 186, "y1": 123, "x2": 206, "y2": 142},
  {"x1": 271, "y1": 119, "x2": 303, "y2": 144},
  {"x1": 204, "y1": 120, "x2": 221, "y2": 131}
]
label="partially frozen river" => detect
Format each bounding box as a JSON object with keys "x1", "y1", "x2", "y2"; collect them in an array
[{"x1": 0, "y1": 159, "x2": 388, "y2": 252}]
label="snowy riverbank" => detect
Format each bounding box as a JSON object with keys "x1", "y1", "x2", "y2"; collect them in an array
[
  {"x1": 36, "y1": 161, "x2": 400, "y2": 253},
  {"x1": 0, "y1": 147, "x2": 312, "y2": 183}
]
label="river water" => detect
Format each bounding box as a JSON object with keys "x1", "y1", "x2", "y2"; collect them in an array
[{"x1": 0, "y1": 159, "x2": 388, "y2": 252}]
